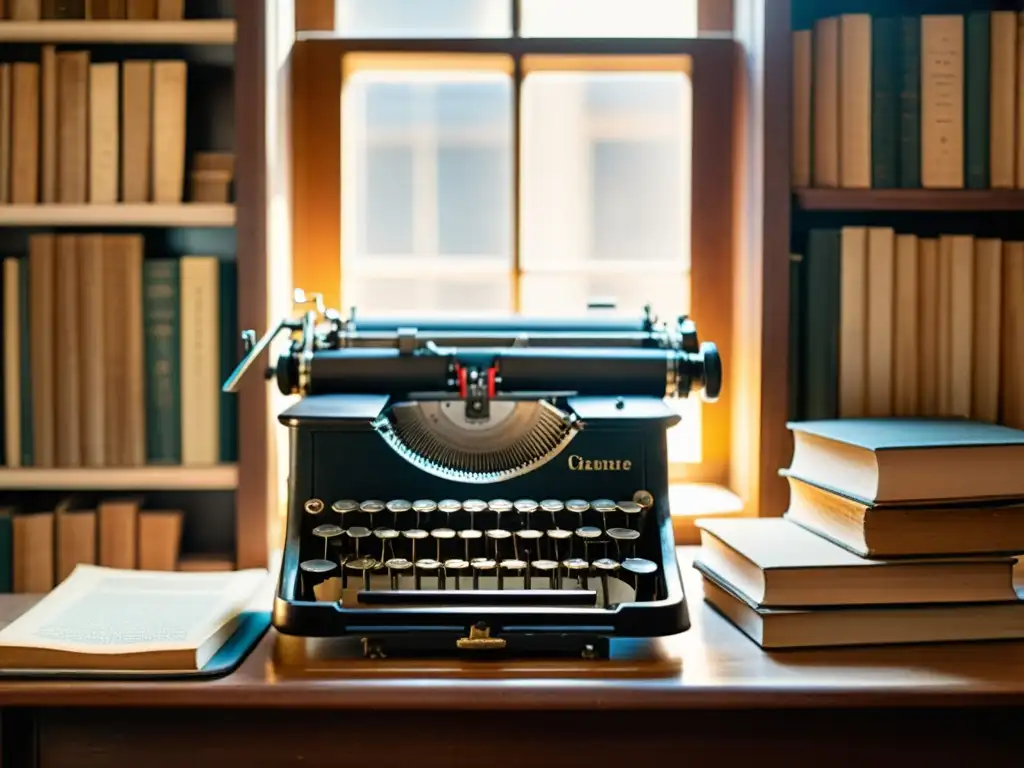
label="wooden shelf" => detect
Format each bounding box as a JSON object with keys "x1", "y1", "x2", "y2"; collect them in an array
[
  {"x1": 0, "y1": 465, "x2": 238, "y2": 491},
  {"x1": 794, "y1": 188, "x2": 1024, "y2": 212},
  {"x1": 0, "y1": 20, "x2": 236, "y2": 44},
  {"x1": 0, "y1": 204, "x2": 235, "y2": 227}
]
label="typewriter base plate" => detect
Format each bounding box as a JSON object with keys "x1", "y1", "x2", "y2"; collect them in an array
[{"x1": 273, "y1": 634, "x2": 681, "y2": 679}]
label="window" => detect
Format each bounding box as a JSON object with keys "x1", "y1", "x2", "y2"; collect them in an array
[{"x1": 294, "y1": 0, "x2": 732, "y2": 481}]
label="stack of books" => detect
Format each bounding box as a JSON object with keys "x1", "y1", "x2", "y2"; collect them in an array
[{"x1": 695, "y1": 417, "x2": 1024, "y2": 649}]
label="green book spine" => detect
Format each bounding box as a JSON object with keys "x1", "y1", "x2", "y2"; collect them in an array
[
  {"x1": 872, "y1": 17, "x2": 900, "y2": 188},
  {"x1": 965, "y1": 11, "x2": 990, "y2": 189},
  {"x1": 143, "y1": 258, "x2": 182, "y2": 464},
  {"x1": 0, "y1": 511, "x2": 11, "y2": 593},
  {"x1": 18, "y1": 260, "x2": 32, "y2": 467},
  {"x1": 218, "y1": 259, "x2": 238, "y2": 464},
  {"x1": 803, "y1": 230, "x2": 841, "y2": 420},
  {"x1": 899, "y1": 15, "x2": 921, "y2": 188},
  {"x1": 788, "y1": 254, "x2": 805, "y2": 422}
]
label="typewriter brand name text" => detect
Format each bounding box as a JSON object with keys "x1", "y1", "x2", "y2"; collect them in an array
[{"x1": 567, "y1": 455, "x2": 633, "y2": 471}]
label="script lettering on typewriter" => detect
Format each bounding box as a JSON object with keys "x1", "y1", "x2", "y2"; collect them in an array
[
  {"x1": 567, "y1": 455, "x2": 633, "y2": 471},
  {"x1": 223, "y1": 294, "x2": 722, "y2": 660}
]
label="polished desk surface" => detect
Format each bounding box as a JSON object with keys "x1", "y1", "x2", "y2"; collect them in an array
[{"x1": 1, "y1": 547, "x2": 1024, "y2": 711}]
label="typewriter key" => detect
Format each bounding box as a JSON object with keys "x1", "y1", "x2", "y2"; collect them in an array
[
  {"x1": 437, "y1": 499, "x2": 461, "y2": 514},
  {"x1": 514, "y1": 499, "x2": 538, "y2": 514},
  {"x1": 444, "y1": 558, "x2": 470, "y2": 590},
  {"x1": 606, "y1": 527, "x2": 640, "y2": 559},
  {"x1": 402, "y1": 528, "x2": 429, "y2": 562},
  {"x1": 374, "y1": 527, "x2": 400, "y2": 561},
  {"x1": 562, "y1": 557, "x2": 591, "y2": 590},
  {"x1": 575, "y1": 526, "x2": 602, "y2": 563},
  {"x1": 331, "y1": 499, "x2": 358, "y2": 523},
  {"x1": 385, "y1": 557, "x2": 412, "y2": 588},
  {"x1": 617, "y1": 500, "x2": 643, "y2": 531},
  {"x1": 360, "y1": 500, "x2": 385, "y2": 516},
  {"x1": 498, "y1": 559, "x2": 526, "y2": 590},
  {"x1": 414, "y1": 558, "x2": 441, "y2": 590},
  {"x1": 313, "y1": 523, "x2": 344, "y2": 539},
  {"x1": 346, "y1": 556, "x2": 378, "y2": 590},
  {"x1": 566, "y1": 499, "x2": 589, "y2": 514},
  {"x1": 485, "y1": 529, "x2": 512, "y2": 560},
  {"x1": 632, "y1": 490, "x2": 655, "y2": 509},
  {"x1": 458, "y1": 527, "x2": 483, "y2": 560},
  {"x1": 431, "y1": 528, "x2": 456, "y2": 560},
  {"x1": 488, "y1": 499, "x2": 513, "y2": 514},
  {"x1": 346, "y1": 526, "x2": 372, "y2": 559},
  {"x1": 591, "y1": 498, "x2": 615, "y2": 528},
  {"x1": 622, "y1": 557, "x2": 657, "y2": 575},
  {"x1": 463, "y1": 499, "x2": 486, "y2": 513},
  {"x1": 300, "y1": 558, "x2": 337, "y2": 575},
  {"x1": 593, "y1": 558, "x2": 620, "y2": 607},
  {"x1": 304, "y1": 498, "x2": 325, "y2": 515},
  {"x1": 386, "y1": 499, "x2": 411, "y2": 526},
  {"x1": 532, "y1": 559, "x2": 559, "y2": 589},
  {"x1": 470, "y1": 558, "x2": 497, "y2": 590},
  {"x1": 546, "y1": 527, "x2": 572, "y2": 561}
]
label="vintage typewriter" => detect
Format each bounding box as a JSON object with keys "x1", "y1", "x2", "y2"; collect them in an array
[{"x1": 226, "y1": 294, "x2": 721, "y2": 659}]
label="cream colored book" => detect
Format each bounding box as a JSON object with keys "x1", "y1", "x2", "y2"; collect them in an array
[
  {"x1": 921, "y1": 15, "x2": 965, "y2": 189},
  {"x1": 973, "y1": 239, "x2": 1002, "y2": 423},
  {"x1": 152, "y1": 60, "x2": 187, "y2": 203},
  {"x1": 892, "y1": 234, "x2": 919, "y2": 416},
  {"x1": 813, "y1": 17, "x2": 840, "y2": 187},
  {"x1": 2, "y1": 259, "x2": 20, "y2": 468},
  {"x1": 866, "y1": 227, "x2": 894, "y2": 417},
  {"x1": 917, "y1": 238, "x2": 939, "y2": 416},
  {"x1": 180, "y1": 256, "x2": 221, "y2": 465},
  {"x1": 839, "y1": 14, "x2": 872, "y2": 189},
  {"x1": 948, "y1": 234, "x2": 974, "y2": 418},
  {"x1": 990, "y1": 11, "x2": 1017, "y2": 188},
  {"x1": 0, "y1": 565, "x2": 268, "y2": 672},
  {"x1": 88, "y1": 62, "x2": 119, "y2": 204}
]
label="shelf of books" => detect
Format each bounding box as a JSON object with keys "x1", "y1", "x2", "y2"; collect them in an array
[{"x1": 0, "y1": 0, "x2": 243, "y2": 594}]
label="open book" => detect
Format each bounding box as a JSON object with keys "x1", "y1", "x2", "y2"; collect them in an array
[{"x1": 0, "y1": 565, "x2": 269, "y2": 671}]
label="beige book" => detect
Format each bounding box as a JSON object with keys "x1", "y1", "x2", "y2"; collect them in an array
[
  {"x1": 10, "y1": 63, "x2": 39, "y2": 204},
  {"x1": 88, "y1": 62, "x2": 119, "y2": 204},
  {"x1": 121, "y1": 61, "x2": 153, "y2": 203},
  {"x1": 991, "y1": 11, "x2": 1018, "y2": 188},
  {"x1": 838, "y1": 14, "x2": 871, "y2": 189},
  {"x1": 119, "y1": 235, "x2": 146, "y2": 466},
  {"x1": 917, "y1": 238, "x2": 939, "y2": 416},
  {"x1": 0, "y1": 565, "x2": 268, "y2": 671},
  {"x1": 156, "y1": 0, "x2": 182, "y2": 20},
  {"x1": 948, "y1": 235, "x2": 974, "y2": 417},
  {"x1": 54, "y1": 235, "x2": 82, "y2": 468},
  {"x1": 78, "y1": 235, "x2": 107, "y2": 467},
  {"x1": 695, "y1": 517, "x2": 1017, "y2": 608},
  {"x1": 892, "y1": 234, "x2": 919, "y2": 416},
  {"x1": 0, "y1": 64, "x2": 10, "y2": 204},
  {"x1": 972, "y1": 239, "x2": 1002, "y2": 423},
  {"x1": 813, "y1": 17, "x2": 840, "y2": 187},
  {"x1": 791, "y1": 29, "x2": 812, "y2": 188},
  {"x1": 1003, "y1": 242, "x2": 1024, "y2": 429},
  {"x1": 97, "y1": 498, "x2": 138, "y2": 569},
  {"x1": 838, "y1": 227, "x2": 867, "y2": 417},
  {"x1": 12, "y1": 512, "x2": 54, "y2": 593},
  {"x1": 866, "y1": 227, "x2": 895, "y2": 416},
  {"x1": 55, "y1": 507, "x2": 96, "y2": 584},
  {"x1": 921, "y1": 15, "x2": 965, "y2": 188},
  {"x1": 40, "y1": 45, "x2": 57, "y2": 204},
  {"x1": 9, "y1": 0, "x2": 41, "y2": 20},
  {"x1": 2, "y1": 259, "x2": 20, "y2": 468},
  {"x1": 29, "y1": 234, "x2": 56, "y2": 467},
  {"x1": 56, "y1": 51, "x2": 89, "y2": 204},
  {"x1": 936, "y1": 236, "x2": 953, "y2": 414},
  {"x1": 126, "y1": 0, "x2": 155, "y2": 18},
  {"x1": 138, "y1": 511, "x2": 183, "y2": 571},
  {"x1": 152, "y1": 60, "x2": 187, "y2": 203},
  {"x1": 180, "y1": 256, "x2": 221, "y2": 465},
  {"x1": 102, "y1": 236, "x2": 126, "y2": 465}
]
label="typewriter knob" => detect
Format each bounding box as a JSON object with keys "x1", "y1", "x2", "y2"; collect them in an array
[{"x1": 700, "y1": 341, "x2": 722, "y2": 402}]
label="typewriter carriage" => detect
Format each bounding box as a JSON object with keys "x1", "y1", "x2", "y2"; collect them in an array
[{"x1": 227, "y1": 293, "x2": 721, "y2": 658}]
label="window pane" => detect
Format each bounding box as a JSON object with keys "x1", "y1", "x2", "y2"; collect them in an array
[
  {"x1": 337, "y1": 0, "x2": 511, "y2": 38},
  {"x1": 344, "y1": 275, "x2": 512, "y2": 315},
  {"x1": 521, "y1": 71, "x2": 691, "y2": 270},
  {"x1": 520, "y1": 0, "x2": 697, "y2": 37},
  {"x1": 343, "y1": 70, "x2": 514, "y2": 264},
  {"x1": 519, "y1": 271, "x2": 689, "y2": 320}
]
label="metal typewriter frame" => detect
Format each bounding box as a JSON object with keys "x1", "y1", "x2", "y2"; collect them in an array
[{"x1": 228, "y1": 294, "x2": 721, "y2": 658}]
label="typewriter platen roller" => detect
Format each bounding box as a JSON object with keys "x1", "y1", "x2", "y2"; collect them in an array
[{"x1": 226, "y1": 295, "x2": 722, "y2": 660}]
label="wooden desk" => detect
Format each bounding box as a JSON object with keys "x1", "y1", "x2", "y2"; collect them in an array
[{"x1": 1, "y1": 548, "x2": 1022, "y2": 767}]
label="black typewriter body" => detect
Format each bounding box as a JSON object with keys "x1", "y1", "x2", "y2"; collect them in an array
[{"x1": 226, "y1": 298, "x2": 722, "y2": 659}]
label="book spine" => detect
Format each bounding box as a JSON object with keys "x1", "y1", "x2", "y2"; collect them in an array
[
  {"x1": 871, "y1": 17, "x2": 900, "y2": 189},
  {"x1": 899, "y1": 15, "x2": 921, "y2": 188},
  {"x1": 0, "y1": 513, "x2": 12, "y2": 594},
  {"x1": 804, "y1": 230, "x2": 841, "y2": 420},
  {"x1": 965, "y1": 11, "x2": 991, "y2": 189},
  {"x1": 18, "y1": 252, "x2": 33, "y2": 467},
  {"x1": 143, "y1": 258, "x2": 181, "y2": 464},
  {"x1": 218, "y1": 259, "x2": 238, "y2": 464}
]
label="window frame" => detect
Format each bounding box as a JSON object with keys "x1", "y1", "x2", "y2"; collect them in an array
[{"x1": 290, "y1": 1, "x2": 737, "y2": 489}]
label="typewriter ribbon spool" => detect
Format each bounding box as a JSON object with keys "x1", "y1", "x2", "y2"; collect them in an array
[{"x1": 225, "y1": 294, "x2": 722, "y2": 660}]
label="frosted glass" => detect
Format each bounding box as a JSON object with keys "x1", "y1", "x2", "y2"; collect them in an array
[
  {"x1": 336, "y1": 0, "x2": 511, "y2": 38},
  {"x1": 521, "y1": 71, "x2": 691, "y2": 270},
  {"x1": 344, "y1": 275, "x2": 512, "y2": 315},
  {"x1": 343, "y1": 71, "x2": 514, "y2": 264},
  {"x1": 519, "y1": 271, "x2": 689, "y2": 321},
  {"x1": 520, "y1": 0, "x2": 697, "y2": 38}
]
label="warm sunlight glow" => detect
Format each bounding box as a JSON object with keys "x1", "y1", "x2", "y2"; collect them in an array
[{"x1": 336, "y1": 0, "x2": 511, "y2": 37}]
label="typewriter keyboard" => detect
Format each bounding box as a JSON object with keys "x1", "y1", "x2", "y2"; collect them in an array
[{"x1": 298, "y1": 495, "x2": 661, "y2": 608}]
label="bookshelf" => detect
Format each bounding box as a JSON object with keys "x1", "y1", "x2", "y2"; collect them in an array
[
  {"x1": 0, "y1": 19, "x2": 236, "y2": 43},
  {"x1": 0, "y1": 0, "x2": 270, "y2": 593}
]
